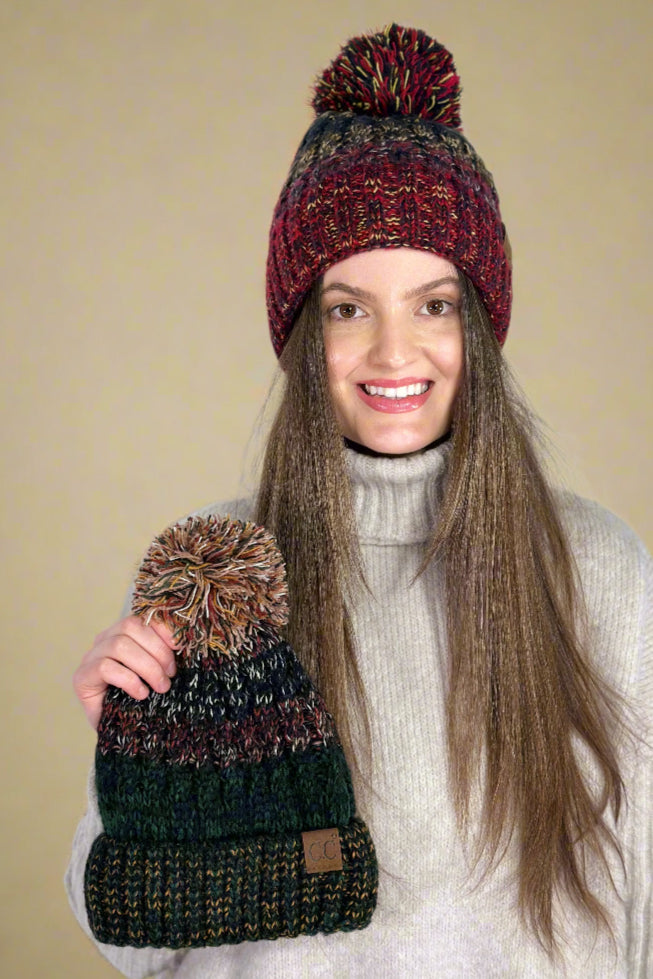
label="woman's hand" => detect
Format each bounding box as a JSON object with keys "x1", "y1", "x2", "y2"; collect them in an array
[{"x1": 73, "y1": 615, "x2": 178, "y2": 730}]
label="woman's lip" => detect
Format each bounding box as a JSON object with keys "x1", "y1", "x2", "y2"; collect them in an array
[
  {"x1": 361, "y1": 377, "x2": 430, "y2": 388},
  {"x1": 356, "y1": 382, "x2": 432, "y2": 414}
]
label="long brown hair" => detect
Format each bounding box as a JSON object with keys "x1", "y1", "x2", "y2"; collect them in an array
[{"x1": 255, "y1": 273, "x2": 625, "y2": 953}]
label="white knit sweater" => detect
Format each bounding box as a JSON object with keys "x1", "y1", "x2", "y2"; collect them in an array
[{"x1": 66, "y1": 444, "x2": 652, "y2": 977}]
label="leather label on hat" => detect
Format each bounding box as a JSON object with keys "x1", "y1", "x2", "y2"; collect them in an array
[{"x1": 302, "y1": 828, "x2": 343, "y2": 873}]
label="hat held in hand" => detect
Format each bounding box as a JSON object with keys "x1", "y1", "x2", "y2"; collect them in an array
[{"x1": 84, "y1": 515, "x2": 378, "y2": 948}]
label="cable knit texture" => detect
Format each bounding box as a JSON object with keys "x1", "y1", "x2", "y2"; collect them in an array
[{"x1": 66, "y1": 444, "x2": 652, "y2": 977}]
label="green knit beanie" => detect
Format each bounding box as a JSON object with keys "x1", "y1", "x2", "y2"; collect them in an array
[{"x1": 84, "y1": 515, "x2": 377, "y2": 947}]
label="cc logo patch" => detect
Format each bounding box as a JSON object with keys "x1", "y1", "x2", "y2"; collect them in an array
[{"x1": 302, "y1": 827, "x2": 343, "y2": 873}]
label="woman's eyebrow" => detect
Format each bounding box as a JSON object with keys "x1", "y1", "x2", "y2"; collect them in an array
[
  {"x1": 402, "y1": 276, "x2": 460, "y2": 300},
  {"x1": 320, "y1": 276, "x2": 460, "y2": 302},
  {"x1": 320, "y1": 282, "x2": 376, "y2": 301}
]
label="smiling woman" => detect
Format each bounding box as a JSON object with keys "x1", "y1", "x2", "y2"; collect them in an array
[
  {"x1": 321, "y1": 250, "x2": 464, "y2": 455},
  {"x1": 66, "y1": 22, "x2": 651, "y2": 979}
]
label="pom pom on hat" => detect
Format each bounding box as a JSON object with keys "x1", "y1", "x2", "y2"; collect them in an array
[
  {"x1": 313, "y1": 23, "x2": 462, "y2": 128},
  {"x1": 131, "y1": 516, "x2": 289, "y2": 662}
]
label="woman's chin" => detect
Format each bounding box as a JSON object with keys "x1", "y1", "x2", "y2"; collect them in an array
[{"x1": 344, "y1": 430, "x2": 451, "y2": 458}]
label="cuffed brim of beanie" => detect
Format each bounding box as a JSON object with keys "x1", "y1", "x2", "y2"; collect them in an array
[{"x1": 85, "y1": 817, "x2": 377, "y2": 948}]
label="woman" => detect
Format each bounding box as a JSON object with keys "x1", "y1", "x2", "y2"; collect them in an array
[{"x1": 67, "y1": 24, "x2": 651, "y2": 977}]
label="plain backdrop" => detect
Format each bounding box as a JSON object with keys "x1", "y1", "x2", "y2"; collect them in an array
[{"x1": 1, "y1": 1, "x2": 651, "y2": 976}]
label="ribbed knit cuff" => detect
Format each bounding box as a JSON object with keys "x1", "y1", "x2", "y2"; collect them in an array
[{"x1": 85, "y1": 817, "x2": 377, "y2": 948}]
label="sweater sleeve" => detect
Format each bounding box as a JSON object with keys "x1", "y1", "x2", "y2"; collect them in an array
[
  {"x1": 557, "y1": 493, "x2": 652, "y2": 976},
  {"x1": 64, "y1": 769, "x2": 186, "y2": 979},
  {"x1": 626, "y1": 540, "x2": 652, "y2": 978}
]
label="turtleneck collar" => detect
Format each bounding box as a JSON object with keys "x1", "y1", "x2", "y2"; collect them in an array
[{"x1": 345, "y1": 441, "x2": 451, "y2": 545}]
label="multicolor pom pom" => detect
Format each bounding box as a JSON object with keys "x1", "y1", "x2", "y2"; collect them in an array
[
  {"x1": 131, "y1": 515, "x2": 289, "y2": 661},
  {"x1": 313, "y1": 23, "x2": 461, "y2": 128}
]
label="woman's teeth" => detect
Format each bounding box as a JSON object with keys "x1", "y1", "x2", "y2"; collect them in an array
[{"x1": 363, "y1": 383, "x2": 429, "y2": 399}]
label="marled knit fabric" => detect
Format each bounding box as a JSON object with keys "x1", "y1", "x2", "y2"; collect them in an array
[
  {"x1": 66, "y1": 444, "x2": 652, "y2": 977},
  {"x1": 266, "y1": 25, "x2": 512, "y2": 357},
  {"x1": 85, "y1": 516, "x2": 377, "y2": 947}
]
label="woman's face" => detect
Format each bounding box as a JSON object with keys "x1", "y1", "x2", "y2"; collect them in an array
[{"x1": 321, "y1": 248, "x2": 464, "y2": 455}]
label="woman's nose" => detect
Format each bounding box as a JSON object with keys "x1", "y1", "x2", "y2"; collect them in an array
[{"x1": 368, "y1": 316, "x2": 415, "y2": 368}]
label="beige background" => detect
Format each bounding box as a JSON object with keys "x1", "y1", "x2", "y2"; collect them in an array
[{"x1": 2, "y1": 1, "x2": 651, "y2": 976}]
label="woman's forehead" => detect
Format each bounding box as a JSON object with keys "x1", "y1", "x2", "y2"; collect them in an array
[{"x1": 322, "y1": 248, "x2": 458, "y2": 287}]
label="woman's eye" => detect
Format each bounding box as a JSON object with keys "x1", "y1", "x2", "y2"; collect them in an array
[
  {"x1": 423, "y1": 298, "x2": 451, "y2": 316},
  {"x1": 332, "y1": 302, "x2": 361, "y2": 319}
]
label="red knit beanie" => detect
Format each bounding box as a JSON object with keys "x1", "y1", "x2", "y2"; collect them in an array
[{"x1": 266, "y1": 24, "x2": 512, "y2": 357}]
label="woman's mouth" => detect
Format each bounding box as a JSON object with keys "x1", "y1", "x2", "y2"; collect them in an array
[{"x1": 357, "y1": 379, "x2": 433, "y2": 413}]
